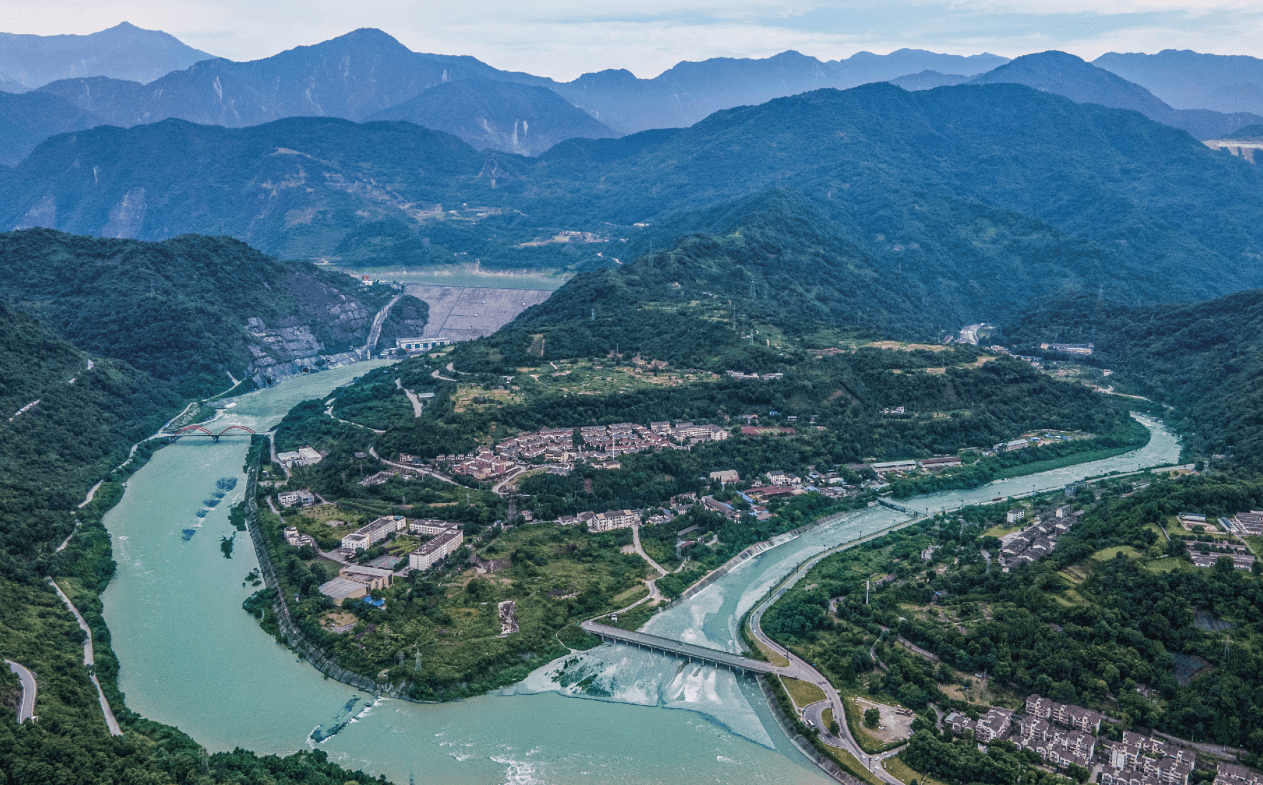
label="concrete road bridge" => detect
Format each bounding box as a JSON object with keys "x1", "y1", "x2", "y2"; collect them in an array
[{"x1": 580, "y1": 621, "x2": 782, "y2": 676}]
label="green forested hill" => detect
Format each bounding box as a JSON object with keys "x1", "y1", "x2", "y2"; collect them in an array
[
  {"x1": 1002, "y1": 289, "x2": 1263, "y2": 466},
  {"x1": 0, "y1": 302, "x2": 177, "y2": 567},
  {"x1": 0, "y1": 229, "x2": 399, "y2": 396},
  {"x1": 0, "y1": 286, "x2": 388, "y2": 783},
  {"x1": 3, "y1": 82, "x2": 1263, "y2": 323}
]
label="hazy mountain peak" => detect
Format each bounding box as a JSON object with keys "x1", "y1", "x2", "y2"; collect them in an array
[
  {"x1": 970, "y1": 50, "x2": 1263, "y2": 139},
  {"x1": 0, "y1": 23, "x2": 213, "y2": 88}
]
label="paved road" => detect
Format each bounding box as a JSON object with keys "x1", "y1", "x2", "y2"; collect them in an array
[
  {"x1": 5, "y1": 659, "x2": 36, "y2": 723},
  {"x1": 324, "y1": 399, "x2": 386, "y2": 434},
  {"x1": 747, "y1": 523, "x2": 924, "y2": 785},
  {"x1": 395, "y1": 379, "x2": 425, "y2": 417},
  {"x1": 363, "y1": 293, "x2": 402, "y2": 358},
  {"x1": 48, "y1": 580, "x2": 122, "y2": 736},
  {"x1": 368, "y1": 447, "x2": 463, "y2": 487},
  {"x1": 77, "y1": 481, "x2": 103, "y2": 510}
]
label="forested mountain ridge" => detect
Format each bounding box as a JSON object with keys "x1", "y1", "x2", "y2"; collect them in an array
[
  {"x1": 0, "y1": 89, "x2": 102, "y2": 165},
  {"x1": 970, "y1": 51, "x2": 1263, "y2": 139},
  {"x1": 5, "y1": 81, "x2": 1263, "y2": 326},
  {"x1": 0, "y1": 229, "x2": 412, "y2": 395},
  {"x1": 1002, "y1": 289, "x2": 1263, "y2": 466},
  {"x1": 0, "y1": 286, "x2": 391, "y2": 784}
]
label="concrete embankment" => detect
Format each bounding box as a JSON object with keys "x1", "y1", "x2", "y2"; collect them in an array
[{"x1": 241, "y1": 440, "x2": 412, "y2": 700}]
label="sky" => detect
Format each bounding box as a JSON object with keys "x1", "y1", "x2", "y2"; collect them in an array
[{"x1": 3, "y1": 0, "x2": 1263, "y2": 80}]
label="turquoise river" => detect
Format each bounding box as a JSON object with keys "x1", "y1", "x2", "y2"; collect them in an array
[{"x1": 100, "y1": 363, "x2": 1182, "y2": 785}]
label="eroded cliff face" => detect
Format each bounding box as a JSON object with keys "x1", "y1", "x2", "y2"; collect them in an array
[
  {"x1": 243, "y1": 292, "x2": 367, "y2": 384},
  {"x1": 241, "y1": 280, "x2": 413, "y2": 386}
]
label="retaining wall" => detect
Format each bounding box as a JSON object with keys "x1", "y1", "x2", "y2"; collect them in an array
[{"x1": 242, "y1": 439, "x2": 411, "y2": 700}]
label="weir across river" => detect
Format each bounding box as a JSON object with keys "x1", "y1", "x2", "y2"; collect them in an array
[{"x1": 580, "y1": 622, "x2": 783, "y2": 676}]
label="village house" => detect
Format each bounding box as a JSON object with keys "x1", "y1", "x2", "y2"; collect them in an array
[
  {"x1": 587, "y1": 509, "x2": 640, "y2": 533},
  {"x1": 277, "y1": 489, "x2": 316, "y2": 508},
  {"x1": 282, "y1": 526, "x2": 316, "y2": 549}
]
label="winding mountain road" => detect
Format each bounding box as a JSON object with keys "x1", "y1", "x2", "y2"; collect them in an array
[
  {"x1": 5, "y1": 659, "x2": 36, "y2": 723},
  {"x1": 48, "y1": 580, "x2": 122, "y2": 736}
]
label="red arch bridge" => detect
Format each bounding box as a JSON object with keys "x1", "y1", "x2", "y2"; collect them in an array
[{"x1": 169, "y1": 424, "x2": 257, "y2": 442}]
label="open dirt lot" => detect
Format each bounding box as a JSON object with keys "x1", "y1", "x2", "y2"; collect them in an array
[
  {"x1": 406, "y1": 284, "x2": 553, "y2": 342},
  {"x1": 852, "y1": 696, "x2": 916, "y2": 744}
]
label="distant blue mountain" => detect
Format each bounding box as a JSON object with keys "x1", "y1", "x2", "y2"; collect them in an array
[
  {"x1": 1095, "y1": 50, "x2": 1263, "y2": 117},
  {"x1": 0, "y1": 22, "x2": 212, "y2": 88},
  {"x1": 970, "y1": 51, "x2": 1263, "y2": 139},
  {"x1": 367, "y1": 80, "x2": 616, "y2": 156}
]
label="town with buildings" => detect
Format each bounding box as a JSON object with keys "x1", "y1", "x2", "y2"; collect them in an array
[
  {"x1": 998, "y1": 506, "x2": 1080, "y2": 571},
  {"x1": 431, "y1": 420, "x2": 728, "y2": 482},
  {"x1": 949, "y1": 694, "x2": 1207, "y2": 785}
]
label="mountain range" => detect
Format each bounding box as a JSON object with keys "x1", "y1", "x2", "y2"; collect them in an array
[
  {"x1": 5, "y1": 26, "x2": 1263, "y2": 166},
  {"x1": 6, "y1": 81, "x2": 1263, "y2": 334},
  {"x1": 1094, "y1": 50, "x2": 1263, "y2": 118},
  {"x1": 0, "y1": 22, "x2": 212, "y2": 89},
  {"x1": 969, "y1": 51, "x2": 1263, "y2": 140}
]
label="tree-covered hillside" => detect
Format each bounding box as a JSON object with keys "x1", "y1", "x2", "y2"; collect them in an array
[
  {"x1": 0, "y1": 300, "x2": 388, "y2": 784},
  {"x1": 1002, "y1": 289, "x2": 1263, "y2": 466},
  {"x1": 0, "y1": 229, "x2": 402, "y2": 396},
  {"x1": 4, "y1": 82, "x2": 1263, "y2": 323}
]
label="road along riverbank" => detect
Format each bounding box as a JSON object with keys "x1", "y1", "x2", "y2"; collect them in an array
[{"x1": 98, "y1": 366, "x2": 1179, "y2": 785}]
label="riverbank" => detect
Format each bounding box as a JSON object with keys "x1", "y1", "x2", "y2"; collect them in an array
[{"x1": 90, "y1": 373, "x2": 1181, "y2": 785}]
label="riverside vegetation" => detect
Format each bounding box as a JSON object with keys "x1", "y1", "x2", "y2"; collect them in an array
[
  {"x1": 763, "y1": 473, "x2": 1263, "y2": 784},
  {"x1": 0, "y1": 301, "x2": 388, "y2": 783},
  {"x1": 250, "y1": 234, "x2": 1149, "y2": 702}
]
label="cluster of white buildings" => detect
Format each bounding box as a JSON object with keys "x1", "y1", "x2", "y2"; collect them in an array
[
  {"x1": 999, "y1": 507, "x2": 1079, "y2": 571},
  {"x1": 277, "y1": 446, "x2": 323, "y2": 469},
  {"x1": 1217, "y1": 763, "x2": 1263, "y2": 785},
  {"x1": 336, "y1": 515, "x2": 465, "y2": 573},
  {"x1": 1099, "y1": 730, "x2": 1196, "y2": 785},
  {"x1": 433, "y1": 420, "x2": 729, "y2": 482},
  {"x1": 949, "y1": 694, "x2": 1202, "y2": 784},
  {"x1": 1186, "y1": 540, "x2": 1256, "y2": 570},
  {"x1": 723, "y1": 370, "x2": 784, "y2": 381}
]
